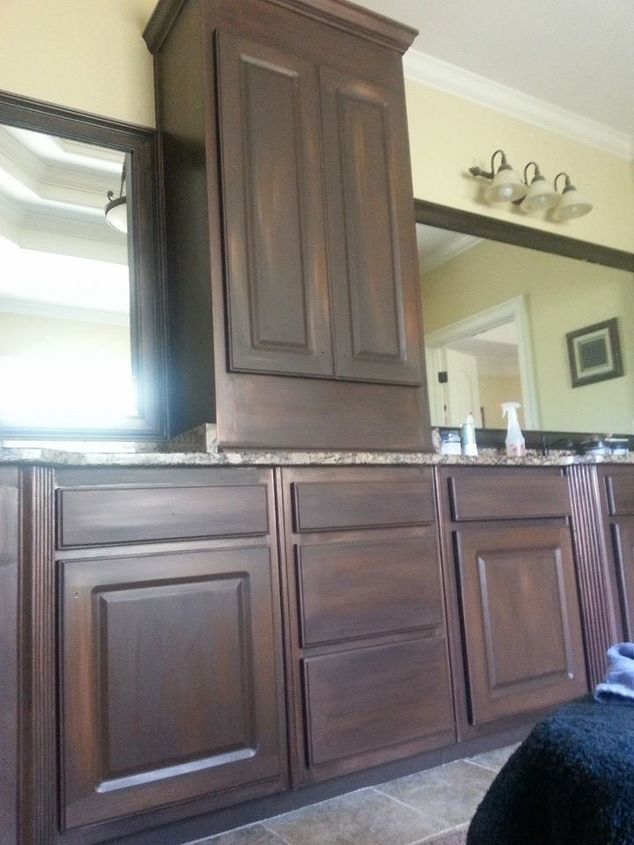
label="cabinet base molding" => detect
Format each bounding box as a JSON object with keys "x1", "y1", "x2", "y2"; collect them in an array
[{"x1": 94, "y1": 723, "x2": 532, "y2": 845}]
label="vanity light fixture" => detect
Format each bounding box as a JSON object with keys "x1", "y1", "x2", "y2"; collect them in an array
[
  {"x1": 105, "y1": 161, "x2": 127, "y2": 233},
  {"x1": 551, "y1": 172, "x2": 594, "y2": 221},
  {"x1": 469, "y1": 152, "x2": 592, "y2": 222},
  {"x1": 469, "y1": 149, "x2": 527, "y2": 203},
  {"x1": 519, "y1": 161, "x2": 559, "y2": 214}
]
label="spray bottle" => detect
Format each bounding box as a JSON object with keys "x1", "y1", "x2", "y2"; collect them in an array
[{"x1": 501, "y1": 402, "x2": 526, "y2": 457}]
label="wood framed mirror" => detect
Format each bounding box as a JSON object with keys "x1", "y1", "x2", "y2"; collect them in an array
[
  {"x1": 0, "y1": 91, "x2": 166, "y2": 440},
  {"x1": 416, "y1": 199, "x2": 634, "y2": 449}
]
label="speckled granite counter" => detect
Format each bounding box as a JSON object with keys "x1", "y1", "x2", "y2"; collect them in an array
[
  {"x1": 0, "y1": 445, "x2": 631, "y2": 468},
  {"x1": 0, "y1": 423, "x2": 630, "y2": 467}
]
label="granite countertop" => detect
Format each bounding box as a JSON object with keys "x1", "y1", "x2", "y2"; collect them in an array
[{"x1": 0, "y1": 424, "x2": 631, "y2": 467}]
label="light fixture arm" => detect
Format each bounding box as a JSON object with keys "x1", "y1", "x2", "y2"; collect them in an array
[
  {"x1": 523, "y1": 161, "x2": 544, "y2": 184},
  {"x1": 469, "y1": 148, "x2": 508, "y2": 180},
  {"x1": 554, "y1": 172, "x2": 572, "y2": 192},
  {"x1": 107, "y1": 161, "x2": 126, "y2": 204}
]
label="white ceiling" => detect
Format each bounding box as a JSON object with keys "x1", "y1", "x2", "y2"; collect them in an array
[{"x1": 355, "y1": 0, "x2": 634, "y2": 136}]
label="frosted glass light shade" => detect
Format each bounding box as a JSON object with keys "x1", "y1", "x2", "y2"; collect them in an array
[
  {"x1": 521, "y1": 178, "x2": 559, "y2": 213},
  {"x1": 486, "y1": 165, "x2": 527, "y2": 203},
  {"x1": 552, "y1": 187, "x2": 593, "y2": 221},
  {"x1": 105, "y1": 197, "x2": 128, "y2": 233}
]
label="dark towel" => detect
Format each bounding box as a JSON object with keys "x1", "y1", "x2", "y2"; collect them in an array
[
  {"x1": 596, "y1": 642, "x2": 634, "y2": 703},
  {"x1": 467, "y1": 697, "x2": 634, "y2": 845}
]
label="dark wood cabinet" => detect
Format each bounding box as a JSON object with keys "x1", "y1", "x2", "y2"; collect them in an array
[
  {"x1": 15, "y1": 467, "x2": 287, "y2": 845},
  {"x1": 597, "y1": 466, "x2": 634, "y2": 641},
  {"x1": 279, "y1": 466, "x2": 454, "y2": 786},
  {"x1": 60, "y1": 545, "x2": 283, "y2": 830},
  {"x1": 439, "y1": 467, "x2": 588, "y2": 738},
  {"x1": 454, "y1": 523, "x2": 586, "y2": 725},
  {"x1": 10, "y1": 458, "x2": 627, "y2": 845},
  {"x1": 320, "y1": 66, "x2": 423, "y2": 385},
  {"x1": 611, "y1": 518, "x2": 634, "y2": 637},
  {"x1": 146, "y1": 0, "x2": 431, "y2": 450},
  {"x1": 216, "y1": 31, "x2": 333, "y2": 379}
]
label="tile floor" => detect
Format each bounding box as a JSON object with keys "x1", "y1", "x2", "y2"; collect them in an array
[{"x1": 195, "y1": 745, "x2": 518, "y2": 845}]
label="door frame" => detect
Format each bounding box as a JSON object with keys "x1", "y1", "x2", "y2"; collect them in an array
[{"x1": 425, "y1": 295, "x2": 540, "y2": 429}]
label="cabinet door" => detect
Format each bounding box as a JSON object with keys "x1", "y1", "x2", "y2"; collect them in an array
[
  {"x1": 60, "y1": 545, "x2": 283, "y2": 829},
  {"x1": 455, "y1": 523, "x2": 587, "y2": 726},
  {"x1": 612, "y1": 518, "x2": 634, "y2": 638},
  {"x1": 216, "y1": 32, "x2": 333, "y2": 377},
  {"x1": 320, "y1": 68, "x2": 423, "y2": 385}
]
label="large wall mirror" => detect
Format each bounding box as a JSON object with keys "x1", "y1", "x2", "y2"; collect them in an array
[
  {"x1": 0, "y1": 92, "x2": 165, "y2": 440},
  {"x1": 416, "y1": 200, "x2": 634, "y2": 446}
]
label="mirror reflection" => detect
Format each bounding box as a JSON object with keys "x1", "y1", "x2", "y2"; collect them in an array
[
  {"x1": 418, "y1": 223, "x2": 634, "y2": 434},
  {"x1": 0, "y1": 123, "x2": 136, "y2": 430}
]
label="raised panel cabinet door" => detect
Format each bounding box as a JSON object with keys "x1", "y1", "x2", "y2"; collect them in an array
[
  {"x1": 611, "y1": 518, "x2": 634, "y2": 639},
  {"x1": 320, "y1": 67, "x2": 423, "y2": 385},
  {"x1": 455, "y1": 524, "x2": 587, "y2": 726},
  {"x1": 216, "y1": 32, "x2": 333, "y2": 377},
  {"x1": 60, "y1": 546, "x2": 283, "y2": 829}
]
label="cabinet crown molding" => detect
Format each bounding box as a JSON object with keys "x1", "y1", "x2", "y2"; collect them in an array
[{"x1": 144, "y1": 0, "x2": 417, "y2": 54}]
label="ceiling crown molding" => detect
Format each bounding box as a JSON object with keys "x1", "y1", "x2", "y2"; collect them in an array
[{"x1": 403, "y1": 50, "x2": 633, "y2": 161}]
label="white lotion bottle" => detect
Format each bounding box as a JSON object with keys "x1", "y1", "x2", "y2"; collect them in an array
[{"x1": 502, "y1": 402, "x2": 526, "y2": 457}]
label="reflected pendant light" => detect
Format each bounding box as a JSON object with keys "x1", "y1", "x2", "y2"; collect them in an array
[{"x1": 105, "y1": 162, "x2": 127, "y2": 233}]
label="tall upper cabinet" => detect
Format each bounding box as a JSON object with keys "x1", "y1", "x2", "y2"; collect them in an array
[{"x1": 144, "y1": 0, "x2": 430, "y2": 451}]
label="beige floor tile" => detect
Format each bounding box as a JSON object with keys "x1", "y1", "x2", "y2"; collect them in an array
[
  {"x1": 467, "y1": 743, "x2": 519, "y2": 772},
  {"x1": 263, "y1": 787, "x2": 446, "y2": 845},
  {"x1": 375, "y1": 760, "x2": 495, "y2": 829},
  {"x1": 205, "y1": 823, "x2": 289, "y2": 844}
]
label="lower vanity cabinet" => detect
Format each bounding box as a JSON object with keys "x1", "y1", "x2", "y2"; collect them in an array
[
  {"x1": 598, "y1": 466, "x2": 634, "y2": 639},
  {"x1": 39, "y1": 468, "x2": 287, "y2": 845},
  {"x1": 438, "y1": 467, "x2": 588, "y2": 738},
  {"x1": 278, "y1": 466, "x2": 455, "y2": 786}
]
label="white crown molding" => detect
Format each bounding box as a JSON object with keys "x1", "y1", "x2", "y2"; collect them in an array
[
  {"x1": 403, "y1": 50, "x2": 633, "y2": 161},
  {"x1": 419, "y1": 232, "x2": 481, "y2": 274}
]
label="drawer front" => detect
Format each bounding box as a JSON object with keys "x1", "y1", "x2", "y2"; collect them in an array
[
  {"x1": 293, "y1": 476, "x2": 435, "y2": 532},
  {"x1": 605, "y1": 472, "x2": 634, "y2": 516},
  {"x1": 448, "y1": 469, "x2": 570, "y2": 521},
  {"x1": 296, "y1": 533, "x2": 443, "y2": 646},
  {"x1": 302, "y1": 638, "x2": 453, "y2": 766},
  {"x1": 58, "y1": 483, "x2": 269, "y2": 547}
]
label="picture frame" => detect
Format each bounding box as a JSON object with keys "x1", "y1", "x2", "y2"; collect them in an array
[{"x1": 566, "y1": 317, "x2": 624, "y2": 388}]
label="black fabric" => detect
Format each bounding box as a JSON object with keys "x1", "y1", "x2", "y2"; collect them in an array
[{"x1": 467, "y1": 697, "x2": 634, "y2": 845}]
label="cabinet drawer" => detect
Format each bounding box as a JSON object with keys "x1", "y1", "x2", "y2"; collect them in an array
[
  {"x1": 293, "y1": 476, "x2": 434, "y2": 532},
  {"x1": 296, "y1": 533, "x2": 442, "y2": 646},
  {"x1": 605, "y1": 472, "x2": 634, "y2": 516},
  {"x1": 58, "y1": 483, "x2": 269, "y2": 548},
  {"x1": 448, "y1": 469, "x2": 570, "y2": 521},
  {"x1": 302, "y1": 638, "x2": 453, "y2": 766}
]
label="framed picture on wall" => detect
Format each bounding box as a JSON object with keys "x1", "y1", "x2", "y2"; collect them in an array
[{"x1": 566, "y1": 317, "x2": 624, "y2": 388}]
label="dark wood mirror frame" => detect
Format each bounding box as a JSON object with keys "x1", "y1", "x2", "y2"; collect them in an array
[
  {"x1": 0, "y1": 90, "x2": 166, "y2": 441},
  {"x1": 415, "y1": 199, "x2": 634, "y2": 450}
]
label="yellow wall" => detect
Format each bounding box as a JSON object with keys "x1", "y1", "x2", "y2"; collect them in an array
[
  {"x1": 479, "y1": 373, "x2": 524, "y2": 430},
  {"x1": 423, "y1": 240, "x2": 634, "y2": 433},
  {"x1": 406, "y1": 80, "x2": 634, "y2": 253},
  {"x1": 0, "y1": 0, "x2": 157, "y2": 126}
]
